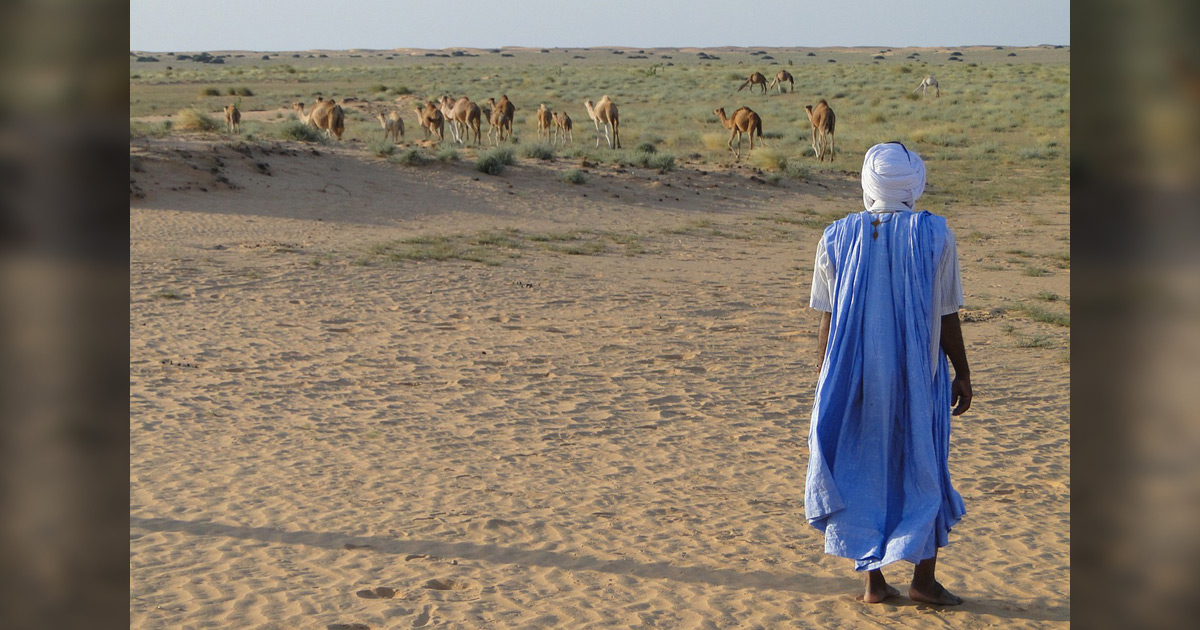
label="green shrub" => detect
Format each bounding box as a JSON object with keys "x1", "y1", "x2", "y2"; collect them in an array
[
  {"x1": 436, "y1": 146, "x2": 460, "y2": 162},
  {"x1": 200, "y1": 87, "x2": 220, "y2": 97},
  {"x1": 368, "y1": 139, "x2": 396, "y2": 157},
  {"x1": 521, "y1": 143, "x2": 555, "y2": 160},
  {"x1": 236, "y1": 87, "x2": 254, "y2": 96},
  {"x1": 476, "y1": 147, "x2": 516, "y2": 175},
  {"x1": 278, "y1": 121, "x2": 325, "y2": 142},
  {"x1": 748, "y1": 148, "x2": 788, "y2": 171},
  {"x1": 558, "y1": 169, "x2": 587, "y2": 184},
  {"x1": 391, "y1": 148, "x2": 429, "y2": 166},
  {"x1": 635, "y1": 142, "x2": 657, "y2": 154},
  {"x1": 174, "y1": 108, "x2": 221, "y2": 132}
]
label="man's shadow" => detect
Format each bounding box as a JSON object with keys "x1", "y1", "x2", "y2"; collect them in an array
[{"x1": 131, "y1": 516, "x2": 1066, "y2": 623}]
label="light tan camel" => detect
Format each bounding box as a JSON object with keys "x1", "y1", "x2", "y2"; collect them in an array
[
  {"x1": 584, "y1": 96, "x2": 621, "y2": 149},
  {"x1": 292, "y1": 100, "x2": 345, "y2": 140},
  {"x1": 485, "y1": 106, "x2": 510, "y2": 145},
  {"x1": 536, "y1": 104, "x2": 554, "y2": 141},
  {"x1": 378, "y1": 111, "x2": 404, "y2": 143},
  {"x1": 737, "y1": 72, "x2": 768, "y2": 94},
  {"x1": 438, "y1": 95, "x2": 482, "y2": 145},
  {"x1": 414, "y1": 102, "x2": 445, "y2": 142},
  {"x1": 713, "y1": 106, "x2": 764, "y2": 159},
  {"x1": 224, "y1": 104, "x2": 241, "y2": 134},
  {"x1": 914, "y1": 75, "x2": 940, "y2": 98},
  {"x1": 768, "y1": 70, "x2": 794, "y2": 94},
  {"x1": 553, "y1": 110, "x2": 573, "y2": 145},
  {"x1": 804, "y1": 100, "x2": 836, "y2": 162}
]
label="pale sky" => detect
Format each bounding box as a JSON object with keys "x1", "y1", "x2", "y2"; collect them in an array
[{"x1": 130, "y1": 0, "x2": 1069, "y2": 52}]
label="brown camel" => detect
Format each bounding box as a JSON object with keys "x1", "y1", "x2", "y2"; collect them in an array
[
  {"x1": 737, "y1": 72, "x2": 768, "y2": 94},
  {"x1": 536, "y1": 103, "x2": 554, "y2": 141},
  {"x1": 495, "y1": 95, "x2": 515, "y2": 140},
  {"x1": 553, "y1": 110, "x2": 573, "y2": 145},
  {"x1": 584, "y1": 96, "x2": 621, "y2": 149},
  {"x1": 485, "y1": 106, "x2": 510, "y2": 145},
  {"x1": 713, "y1": 106, "x2": 764, "y2": 159},
  {"x1": 414, "y1": 101, "x2": 445, "y2": 142},
  {"x1": 438, "y1": 95, "x2": 482, "y2": 145},
  {"x1": 292, "y1": 100, "x2": 345, "y2": 140},
  {"x1": 224, "y1": 104, "x2": 241, "y2": 134},
  {"x1": 768, "y1": 70, "x2": 794, "y2": 94},
  {"x1": 804, "y1": 100, "x2": 836, "y2": 162}
]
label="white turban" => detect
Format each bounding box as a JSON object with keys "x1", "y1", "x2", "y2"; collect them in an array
[{"x1": 861, "y1": 142, "x2": 926, "y2": 210}]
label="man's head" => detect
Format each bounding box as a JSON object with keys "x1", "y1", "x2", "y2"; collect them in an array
[{"x1": 862, "y1": 142, "x2": 926, "y2": 210}]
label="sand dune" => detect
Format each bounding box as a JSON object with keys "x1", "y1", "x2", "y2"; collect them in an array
[{"x1": 131, "y1": 137, "x2": 1069, "y2": 628}]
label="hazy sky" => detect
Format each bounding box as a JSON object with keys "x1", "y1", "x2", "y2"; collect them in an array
[{"x1": 130, "y1": 0, "x2": 1069, "y2": 52}]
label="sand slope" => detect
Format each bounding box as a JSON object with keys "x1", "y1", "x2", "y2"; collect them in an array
[{"x1": 131, "y1": 138, "x2": 1069, "y2": 629}]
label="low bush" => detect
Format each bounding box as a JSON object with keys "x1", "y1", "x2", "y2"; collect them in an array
[
  {"x1": 476, "y1": 147, "x2": 516, "y2": 175},
  {"x1": 558, "y1": 169, "x2": 587, "y2": 184},
  {"x1": 174, "y1": 108, "x2": 221, "y2": 132}
]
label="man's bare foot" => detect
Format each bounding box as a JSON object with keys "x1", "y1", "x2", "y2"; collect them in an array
[
  {"x1": 861, "y1": 583, "x2": 901, "y2": 604},
  {"x1": 909, "y1": 581, "x2": 963, "y2": 606}
]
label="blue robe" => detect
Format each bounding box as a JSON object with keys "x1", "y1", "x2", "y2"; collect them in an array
[{"x1": 805, "y1": 210, "x2": 965, "y2": 571}]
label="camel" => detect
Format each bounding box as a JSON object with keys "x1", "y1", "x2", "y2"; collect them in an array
[
  {"x1": 292, "y1": 100, "x2": 345, "y2": 140},
  {"x1": 485, "y1": 96, "x2": 515, "y2": 142},
  {"x1": 486, "y1": 107, "x2": 510, "y2": 145},
  {"x1": 584, "y1": 96, "x2": 621, "y2": 149},
  {"x1": 768, "y1": 70, "x2": 794, "y2": 94},
  {"x1": 224, "y1": 104, "x2": 241, "y2": 134},
  {"x1": 364, "y1": 104, "x2": 404, "y2": 144},
  {"x1": 553, "y1": 110, "x2": 573, "y2": 145},
  {"x1": 914, "y1": 75, "x2": 940, "y2": 98},
  {"x1": 713, "y1": 106, "x2": 764, "y2": 159},
  {"x1": 495, "y1": 95, "x2": 515, "y2": 140},
  {"x1": 438, "y1": 95, "x2": 482, "y2": 145},
  {"x1": 804, "y1": 100, "x2": 836, "y2": 162},
  {"x1": 737, "y1": 72, "x2": 768, "y2": 94},
  {"x1": 414, "y1": 102, "x2": 445, "y2": 142},
  {"x1": 536, "y1": 104, "x2": 554, "y2": 141}
]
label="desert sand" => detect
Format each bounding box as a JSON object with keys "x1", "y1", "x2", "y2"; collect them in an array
[{"x1": 130, "y1": 136, "x2": 1069, "y2": 628}]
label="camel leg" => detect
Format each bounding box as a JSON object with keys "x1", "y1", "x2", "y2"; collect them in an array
[{"x1": 828, "y1": 133, "x2": 834, "y2": 161}]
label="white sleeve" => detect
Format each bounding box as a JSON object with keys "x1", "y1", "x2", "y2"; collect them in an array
[
  {"x1": 935, "y1": 230, "x2": 963, "y2": 316},
  {"x1": 809, "y1": 236, "x2": 834, "y2": 312}
]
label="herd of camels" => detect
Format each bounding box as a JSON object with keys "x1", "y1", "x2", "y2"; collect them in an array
[{"x1": 225, "y1": 73, "x2": 941, "y2": 163}]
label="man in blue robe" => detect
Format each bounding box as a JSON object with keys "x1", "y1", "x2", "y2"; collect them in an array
[{"x1": 806, "y1": 142, "x2": 973, "y2": 605}]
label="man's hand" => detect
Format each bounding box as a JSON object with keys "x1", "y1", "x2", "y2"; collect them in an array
[{"x1": 951, "y1": 375, "x2": 972, "y2": 416}]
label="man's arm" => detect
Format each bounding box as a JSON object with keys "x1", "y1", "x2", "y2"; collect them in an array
[
  {"x1": 817, "y1": 311, "x2": 832, "y2": 373},
  {"x1": 940, "y1": 312, "x2": 972, "y2": 415}
]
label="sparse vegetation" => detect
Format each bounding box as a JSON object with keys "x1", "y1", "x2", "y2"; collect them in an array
[
  {"x1": 558, "y1": 169, "x2": 587, "y2": 184},
  {"x1": 278, "y1": 121, "x2": 326, "y2": 142},
  {"x1": 391, "y1": 148, "x2": 430, "y2": 166}
]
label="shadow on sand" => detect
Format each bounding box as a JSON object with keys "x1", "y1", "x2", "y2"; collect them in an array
[{"x1": 130, "y1": 515, "x2": 1067, "y2": 623}]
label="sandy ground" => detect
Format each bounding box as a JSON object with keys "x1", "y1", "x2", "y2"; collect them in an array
[{"x1": 130, "y1": 136, "x2": 1069, "y2": 629}]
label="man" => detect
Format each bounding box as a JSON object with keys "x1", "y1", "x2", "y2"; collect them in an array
[{"x1": 806, "y1": 142, "x2": 972, "y2": 605}]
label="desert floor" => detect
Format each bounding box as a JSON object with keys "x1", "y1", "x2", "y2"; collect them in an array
[{"x1": 130, "y1": 132, "x2": 1069, "y2": 629}]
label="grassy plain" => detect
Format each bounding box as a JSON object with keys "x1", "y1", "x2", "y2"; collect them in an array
[{"x1": 130, "y1": 45, "x2": 1069, "y2": 212}]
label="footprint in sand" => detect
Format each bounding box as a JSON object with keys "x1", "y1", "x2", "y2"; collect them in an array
[
  {"x1": 412, "y1": 604, "x2": 434, "y2": 627},
  {"x1": 355, "y1": 586, "x2": 396, "y2": 599},
  {"x1": 422, "y1": 578, "x2": 470, "y2": 591}
]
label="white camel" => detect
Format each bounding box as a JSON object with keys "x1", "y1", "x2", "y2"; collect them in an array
[{"x1": 913, "y1": 75, "x2": 940, "y2": 98}]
